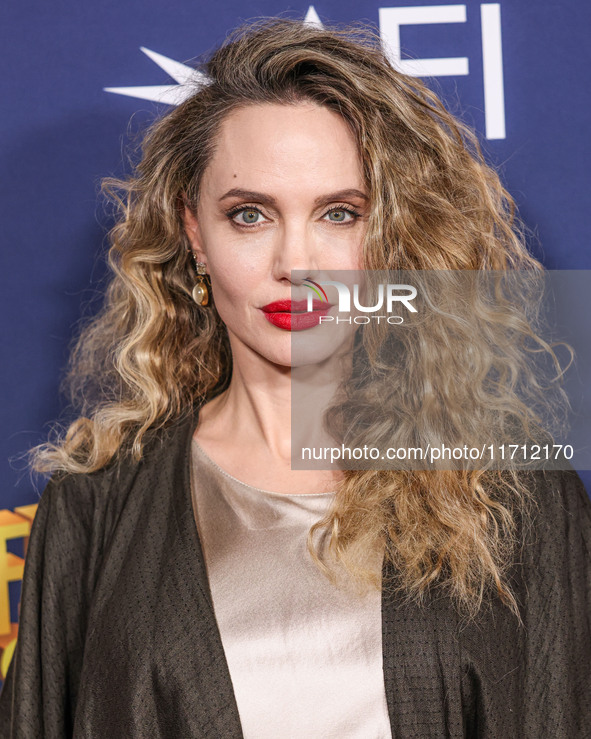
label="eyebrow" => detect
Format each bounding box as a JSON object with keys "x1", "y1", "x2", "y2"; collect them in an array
[{"x1": 218, "y1": 188, "x2": 369, "y2": 206}]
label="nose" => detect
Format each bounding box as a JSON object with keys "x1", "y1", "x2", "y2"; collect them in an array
[{"x1": 271, "y1": 219, "x2": 320, "y2": 287}]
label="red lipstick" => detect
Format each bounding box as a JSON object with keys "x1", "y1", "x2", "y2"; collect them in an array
[{"x1": 260, "y1": 298, "x2": 334, "y2": 331}]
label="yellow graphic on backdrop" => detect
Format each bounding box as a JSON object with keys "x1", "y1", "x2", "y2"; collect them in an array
[{"x1": 0, "y1": 504, "x2": 39, "y2": 679}]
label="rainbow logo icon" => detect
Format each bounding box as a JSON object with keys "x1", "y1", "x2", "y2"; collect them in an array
[{"x1": 302, "y1": 278, "x2": 329, "y2": 303}]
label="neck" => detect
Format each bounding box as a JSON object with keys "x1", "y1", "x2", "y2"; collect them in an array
[{"x1": 200, "y1": 341, "x2": 353, "y2": 466}]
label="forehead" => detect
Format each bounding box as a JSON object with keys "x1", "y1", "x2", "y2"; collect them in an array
[{"x1": 203, "y1": 102, "x2": 364, "y2": 191}]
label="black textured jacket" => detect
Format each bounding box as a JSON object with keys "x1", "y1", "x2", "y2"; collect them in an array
[{"x1": 0, "y1": 403, "x2": 590, "y2": 738}]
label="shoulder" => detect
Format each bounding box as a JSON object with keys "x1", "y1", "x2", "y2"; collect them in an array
[
  {"x1": 515, "y1": 465, "x2": 591, "y2": 643},
  {"x1": 520, "y1": 466, "x2": 591, "y2": 562},
  {"x1": 509, "y1": 470, "x2": 591, "y2": 735},
  {"x1": 458, "y1": 469, "x2": 591, "y2": 736},
  {"x1": 0, "y1": 411, "x2": 199, "y2": 735},
  {"x1": 33, "y1": 408, "x2": 198, "y2": 557}
]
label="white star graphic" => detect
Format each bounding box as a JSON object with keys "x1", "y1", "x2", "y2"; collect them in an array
[
  {"x1": 104, "y1": 7, "x2": 325, "y2": 105},
  {"x1": 303, "y1": 5, "x2": 323, "y2": 26},
  {"x1": 103, "y1": 47, "x2": 209, "y2": 105}
]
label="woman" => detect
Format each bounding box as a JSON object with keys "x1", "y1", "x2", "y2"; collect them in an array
[{"x1": 1, "y1": 17, "x2": 589, "y2": 738}]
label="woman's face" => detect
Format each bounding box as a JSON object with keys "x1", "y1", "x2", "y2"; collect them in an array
[{"x1": 183, "y1": 101, "x2": 369, "y2": 368}]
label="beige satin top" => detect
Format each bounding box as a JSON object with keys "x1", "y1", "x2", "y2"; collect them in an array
[{"x1": 190, "y1": 438, "x2": 393, "y2": 739}]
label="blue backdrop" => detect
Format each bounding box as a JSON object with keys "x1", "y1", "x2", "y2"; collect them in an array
[{"x1": 3, "y1": 0, "x2": 590, "y2": 513}]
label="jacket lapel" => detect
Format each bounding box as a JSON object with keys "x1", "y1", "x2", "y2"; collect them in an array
[
  {"x1": 381, "y1": 557, "x2": 464, "y2": 738},
  {"x1": 171, "y1": 406, "x2": 246, "y2": 737}
]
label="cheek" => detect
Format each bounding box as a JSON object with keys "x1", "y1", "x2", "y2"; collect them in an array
[
  {"x1": 331, "y1": 231, "x2": 365, "y2": 271},
  {"x1": 210, "y1": 273, "x2": 240, "y2": 310},
  {"x1": 208, "y1": 261, "x2": 259, "y2": 324},
  {"x1": 351, "y1": 248, "x2": 364, "y2": 271},
  {"x1": 353, "y1": 229, "x2": 367, "y2": 267},
  {"x1": 207, "y1": 244, "x2": 267, "y2": 299}
]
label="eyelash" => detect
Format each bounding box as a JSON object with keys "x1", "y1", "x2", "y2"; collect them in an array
[{"x1": 224, "y1": 203, "x2": 363, "y2": 228}]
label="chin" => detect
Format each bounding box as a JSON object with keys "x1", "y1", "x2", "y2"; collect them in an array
[
  {"x1": 258, "y1": 346, "x2": 318, "y2": 369},
  {"x1": 259, "y1": 345, "x2": 290, "y2": 366},
  {"x1": 254, "y1": 342, "x2": 292, "y2": 369}
]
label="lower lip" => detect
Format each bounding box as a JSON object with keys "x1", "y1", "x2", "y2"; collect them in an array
[{"x1": 262, "y1": 308, "x2": 333, "y2": 331}]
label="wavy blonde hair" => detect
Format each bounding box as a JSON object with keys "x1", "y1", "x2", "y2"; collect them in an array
[{"x1": 28, "y1": 17, "x2": 566, "y2": 621}]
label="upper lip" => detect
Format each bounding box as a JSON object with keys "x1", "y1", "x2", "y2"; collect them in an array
[{"x1": 261, "y1": 299, "x2": 334, "y2": 312}]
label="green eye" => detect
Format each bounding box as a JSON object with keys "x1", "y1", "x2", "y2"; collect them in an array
[
  {"x1": 239, "y1": 209, "x2": 261, "y2": 223},
  {"x1": 324, "y1": 207, "x2": 360, "y2": 223}
]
